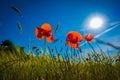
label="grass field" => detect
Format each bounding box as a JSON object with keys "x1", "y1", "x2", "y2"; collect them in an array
[{"x1": 0, "y1": 40, "x2": 120, "y2": 80}]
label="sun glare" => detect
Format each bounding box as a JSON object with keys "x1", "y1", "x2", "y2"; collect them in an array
[{"x1": 89, "y1": 17, "x2": 104, "y2": 29}]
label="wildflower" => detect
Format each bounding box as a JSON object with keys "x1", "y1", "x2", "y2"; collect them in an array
[
  {"x1": 35, "y1": 23, "x2": 54, "y2": 42},
  {"x1": 66, "y1": 31, "x2": 82, "y2": 49},
  {"x1": 84, "y1": 34, "x2": 94, "y2": 43}
]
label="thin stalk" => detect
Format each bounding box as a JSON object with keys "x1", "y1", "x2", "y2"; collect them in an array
[
  {"x1": 44, "y1": 37, "x2": 47, "y2": 54},
  {"x1": 88, "y1": 43, "x2": 96, "y2": 53},
  {"x1": 88, "y1": 43, "x2": 99, "y2": 62},
  {"x1": 95, "y1": 39, "x2": 120, "y2": 50}
]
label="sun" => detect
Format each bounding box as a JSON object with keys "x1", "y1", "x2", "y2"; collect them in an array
[{"x1": 89, "y1": 17, "x2": 104, "y2": 29}]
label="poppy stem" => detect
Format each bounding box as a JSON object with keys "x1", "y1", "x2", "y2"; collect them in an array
[
  {"x1": 95, "y1": 39, "x2": 120, "y2": 50},
  {"x1": 88, "y1": 43, "x2": 96, "y2": 53},
  {"x1": 44, "y1": 37, "x2": 47, "y2": 54},
  {"x1": 88, "y1": 42, "x2": 100, "y2": 62}
]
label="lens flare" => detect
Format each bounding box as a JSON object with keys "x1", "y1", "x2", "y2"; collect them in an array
[{"x1": 89, "y1": 17, "x2": 104, "y2": 29}]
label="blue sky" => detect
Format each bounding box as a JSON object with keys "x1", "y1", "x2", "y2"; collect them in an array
[{"x1": 0, "y1": 0, "x2": 120, "y2": 55}]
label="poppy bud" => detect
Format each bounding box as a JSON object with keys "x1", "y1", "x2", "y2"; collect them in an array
[{"x1": 84, "y1": 34, "x2": 94, "y2": 43}]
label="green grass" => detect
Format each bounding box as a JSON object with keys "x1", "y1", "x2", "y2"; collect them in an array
[{"x1": 0, "y1": 40, "x2": 120, "y2": 80}]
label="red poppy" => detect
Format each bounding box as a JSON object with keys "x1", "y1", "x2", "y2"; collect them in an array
[
  {"x1": 66, "y1": 31, "x2": 82, "y2": 49},
  {"x1": 84, "y1": 34, "x2": 94, "y2": 43},
  {"x1": 35, "y1": 23, "x2": 54, "y2": 42}
]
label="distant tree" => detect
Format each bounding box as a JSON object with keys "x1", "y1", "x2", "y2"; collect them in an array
[
  {"x1": 0, "y1": 40, "x2": 14, "y2": 48},
  {"x1": 0, "y1": 40, "x2": 16, "y2": 54},
  {"x1": 0, "y1": 40, "x2": 27, "y2": 60}
]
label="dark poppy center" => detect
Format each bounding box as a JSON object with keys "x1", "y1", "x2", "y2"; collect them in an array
[
  {"x1": 44, "y1": 31, "x2": 51, "y2": 37},
  {"x1": 69, "y1": 37, "x2": 78, "y2": 43}
]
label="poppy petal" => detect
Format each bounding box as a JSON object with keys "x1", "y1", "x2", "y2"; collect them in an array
[
  {"x1": 66, "y1": 40, "x2": 71, "y2": 46},
  {"x1": 66, "y1": 40, "x2": 79, "y2": 49},
  {"x1": 67, "y1": 31, "x2": 82, "y2": 42},
  {"x1": 35, "y1": 27, "x2": 44, "y2": 40},
  {"x1": 84, "y1": 34, "x2": 94, "y2": 42},
  {"x1": 46, "y1": 35, "x2": 54, "y2": 43},
  {"x1": 41, "y1": 23, "x2": 52, "y2": 32},
  {"x1": 67, "y1": 33, "x2": 73, "y2": 40}
]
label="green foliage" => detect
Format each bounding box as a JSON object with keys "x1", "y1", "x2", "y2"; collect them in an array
[{"x1": 0, "y1": 40, "x2": 120, "y2": 80}]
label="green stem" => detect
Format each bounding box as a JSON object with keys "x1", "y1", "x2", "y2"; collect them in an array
[
  {"x1": 44, "y1": 37, "x2": 47, "y2": 54},
  {"x1": 88, "y1": 43, "x2": 96, "y2": 53},
  {"x1": 88, "y1": 42, "x2": 102, "y2": 62}
]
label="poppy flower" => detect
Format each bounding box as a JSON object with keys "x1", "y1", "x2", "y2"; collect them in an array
[
  {"x1": 84, "y1": 34, "x2": 94, "y2": 43},
  {"x1": 66, "y1": 31, "x2": 82, "y2": 49},
  {"x1": 35, "y1": 23, "x2": 54, "y2": 43}
]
